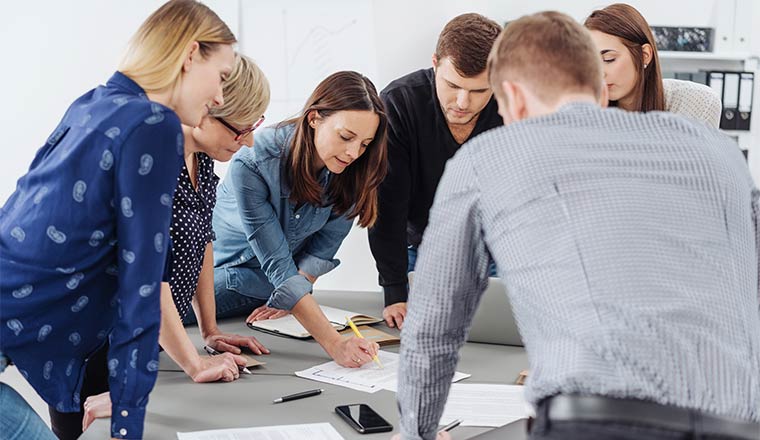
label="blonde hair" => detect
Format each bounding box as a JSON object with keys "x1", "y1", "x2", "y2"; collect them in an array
[
  {"x1": 119, "y1": 0, "x2": 236, "y2": 94},
  {"x1": 209, "y1": 53, "x2": 270, "y2": 126},
  {"x1": 488, "y1": 11, "x2": 603, "y2": 105}
]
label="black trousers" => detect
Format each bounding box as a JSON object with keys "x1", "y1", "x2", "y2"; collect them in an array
[
  {"x1": 48, "y1": 344, "x2": 109, "y2": 440},
  {"x1": 529, "y1": 399, "x2": 751, "y2": 440}
]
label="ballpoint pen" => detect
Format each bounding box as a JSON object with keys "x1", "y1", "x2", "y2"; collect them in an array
[
  {"x1": 440, "y1": 419, "x2": 463, "y2": 432},
  {"x1": 345, "y1": 316, "x2": 384, "y2": 369},
  {"x1": 272, "y1": 388, "x2": 324, "y2": 404},
  {"x1": 203, "y1": 345, "x2": 252, "y2": 375}
]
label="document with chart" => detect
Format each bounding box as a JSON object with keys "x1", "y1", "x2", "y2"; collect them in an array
[{"x1": 295, "y1": 351, "x2": 470, "y2": 393}]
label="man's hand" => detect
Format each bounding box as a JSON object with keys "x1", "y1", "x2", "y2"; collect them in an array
[{"x1": 383, "y1": 302, "x2": 407, "y2": 329}]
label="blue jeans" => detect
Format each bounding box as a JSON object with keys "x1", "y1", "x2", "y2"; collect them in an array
[
  {"x1": 0, "y1": 354, "x2": 57, "y2": 440},
  {"x1": 408, "y1": 245, "x2": 498, "y2": 276},
  {"x1": 183, "y1": 262, "x2": 269, "y2": 325}
]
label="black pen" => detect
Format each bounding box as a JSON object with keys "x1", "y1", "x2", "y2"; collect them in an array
[
  {"x1": 273, "y1": 388, "x2": 324, "y2": 404},
  {"x1": 203, "y1": 345, "x2": 252, "y2": 375},
  {"x1": 440, "y1": 419, "x2": 463, "y2": 432}
]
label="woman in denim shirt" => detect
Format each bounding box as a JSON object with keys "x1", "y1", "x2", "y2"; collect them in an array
[{"x1": 212, "y1": 71, "x2": 389, "y2": 367}]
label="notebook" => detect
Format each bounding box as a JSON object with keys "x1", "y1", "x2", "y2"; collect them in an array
[
  {"x1": 247, "y1": 305, "x2": 383, "y2": 339},
  {"x1": 338, "y1": 325, "x2": 400, "y2": 346}
]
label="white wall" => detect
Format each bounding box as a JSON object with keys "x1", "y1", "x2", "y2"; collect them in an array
[{"x1": 2, "y1": 0, "x2": 759, "y2": 294}]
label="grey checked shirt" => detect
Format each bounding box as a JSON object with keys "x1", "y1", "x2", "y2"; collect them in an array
[{"x1": 398, "y1": 102, "x2": 760, "y2": 439}]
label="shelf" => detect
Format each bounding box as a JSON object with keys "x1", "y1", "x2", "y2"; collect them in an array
[{"x1": 659, "y1": 51, "x2": 753, "y2": 62}]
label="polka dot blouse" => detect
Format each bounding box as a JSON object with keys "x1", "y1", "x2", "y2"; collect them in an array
[{"x1": 168, "y1": 152, "x2": 219, "y2": 320}]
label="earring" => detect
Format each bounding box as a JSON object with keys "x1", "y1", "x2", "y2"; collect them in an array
[{"x1": 643, "y1": 63, "x2": 648, "y2": 69}]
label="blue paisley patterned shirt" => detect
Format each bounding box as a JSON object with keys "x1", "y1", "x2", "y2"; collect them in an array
[{"x1": 0, "y1": 72, "x2": 183, "y2": 439}]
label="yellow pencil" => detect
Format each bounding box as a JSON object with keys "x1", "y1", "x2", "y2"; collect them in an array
[{"x1": 346, "y1": 316, "x2": 384, "y2": 369}]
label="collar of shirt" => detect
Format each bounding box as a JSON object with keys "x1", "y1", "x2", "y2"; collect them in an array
[{"x1": 107, "y1": 71, "x2": 146, "y2": 97}]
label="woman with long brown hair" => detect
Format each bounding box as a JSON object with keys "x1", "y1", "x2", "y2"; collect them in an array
[
  {"x1": 584, "y1": 3, "x2": 665, "y2": 112},
  {"x1": 212, "y1": 71, "x2": 388, "y2": 367},
  {"x1": 584, "y1": 3, "x2": 721, "y2": 126}
]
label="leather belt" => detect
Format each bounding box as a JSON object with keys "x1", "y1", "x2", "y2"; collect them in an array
[{"x1": 544, "y1": 395, "x2": 760, "y2": 440}]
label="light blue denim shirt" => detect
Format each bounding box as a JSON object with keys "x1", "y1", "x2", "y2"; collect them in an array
[{"x1": 212, "y1": 123, "x2": 353, "y2": 310}]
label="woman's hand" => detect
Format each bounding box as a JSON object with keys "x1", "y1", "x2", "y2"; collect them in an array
[
  {"x1": 328, "y1": 336, "x2": 380, "y2": 368},
  {"x1": 82, "y1": 392, "x2": 111, "y2": 432},
  {"x1": 189, "y1": 352, "x2": 247, "y2": 383},
  {"x1": 246, "y1": 304, "x2": 290, "y2": 323},
  {"x1": 204, "y1": 330, "x2": 270, "y2": 355}
]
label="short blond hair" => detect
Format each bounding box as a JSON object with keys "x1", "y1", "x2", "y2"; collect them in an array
[
  {"x1": 487, "y1": 11, "x2": 603, "y2": 104},
  {"x1": 209, "y1": 53, "x2": 270, "y2": 126},
  {"x1": 119, "y1": 0, "x2": 236, "y2": 94}
]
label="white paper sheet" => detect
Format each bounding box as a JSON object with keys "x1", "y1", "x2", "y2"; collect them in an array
[
  {"x1": 438, "y1": 383, "x2": 531, "y2": 427},
  {"x1": 295, "y1": 351, "x2": 470, "y2": 393},
  {"x1": 177, "y1": 422, "x2": 345, "y2": 440}
]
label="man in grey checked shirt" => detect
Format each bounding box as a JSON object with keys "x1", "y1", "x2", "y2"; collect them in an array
[{"x1": 394, "y1": 11, "x2": 760, "y2": 440}]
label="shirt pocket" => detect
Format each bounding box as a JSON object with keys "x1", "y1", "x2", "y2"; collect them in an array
[{"x1": 288, "y1": 205, "x2": 318, "y2": 242}]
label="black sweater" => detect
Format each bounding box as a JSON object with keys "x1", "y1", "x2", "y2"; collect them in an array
[{"x1": 368, "y1": 68, "x2": 502, "y2": 305}]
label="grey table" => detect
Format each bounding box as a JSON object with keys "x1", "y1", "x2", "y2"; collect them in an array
[{"x1": 81, "y1": 290, "x2": 529, "y2": 439}]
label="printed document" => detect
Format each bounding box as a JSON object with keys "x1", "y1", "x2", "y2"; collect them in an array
[
  {"x1": 295, "y1": 351, "x2": 470, "y2": 393},
  {"x1": 177, "y1": 422, "x2": 344, "y2": 440},
  {"x1": 439, "y1": 383, "x2": 532, "y2": 427}
]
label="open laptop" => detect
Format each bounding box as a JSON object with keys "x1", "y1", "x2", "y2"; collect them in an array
[{"x1": 408, "y1": 273, "x2": 523, "y2": 346}]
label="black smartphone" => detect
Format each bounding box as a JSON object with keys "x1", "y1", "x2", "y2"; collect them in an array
[{"x1": 335, "y1": 404, "x2": 393, "y2": 434}]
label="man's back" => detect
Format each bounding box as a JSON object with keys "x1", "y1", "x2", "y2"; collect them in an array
[{"x1": 464, "y1": 102, "x2": 759, "y2": 421}]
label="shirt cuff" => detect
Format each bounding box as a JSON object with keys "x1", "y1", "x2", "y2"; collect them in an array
[
  {"x1": 267, "y1": 273, "x2": 313, "y2": 310},
  {"x1": 296, "y1": 252, "x2": 340, "y2": 278},
  {"x1": 110, "y1": 404, "x2": 146, "y2": 439},
  {"x1": 384, "y1": 283, "x2": 408, "y2": 306}
]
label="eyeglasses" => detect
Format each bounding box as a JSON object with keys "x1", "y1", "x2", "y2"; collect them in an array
[{"x1": 215, "y1": 115, "x2": 265, "y2": 141}]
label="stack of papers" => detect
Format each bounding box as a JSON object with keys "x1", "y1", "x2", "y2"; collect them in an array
[
  {"x1": 295, "y1": 351, "x2": 470, "y2": 393},
  {"x1": 177, "y1": 422, "x2": 344, "y2": 439},
  {"x1": 439, "y1": 383, "x2": 532, "y2": 427}
]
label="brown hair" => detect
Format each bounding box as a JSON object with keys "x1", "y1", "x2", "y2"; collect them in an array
[
  {"x1": 487, "y1": 11, "x2": 603, "y2": 104},
  {"x1": 584, "y1": 3, "x2": 664, "y2": 112},
  {"x1": 436, "y1": 13, "x2": 502, "y2": 77},
  {"x1": 281, "y1": 71, "x2": 388, "y2": 228}
]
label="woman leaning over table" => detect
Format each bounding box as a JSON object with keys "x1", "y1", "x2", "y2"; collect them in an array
[
  {"x1": 212, "y1": 71, "x2": 388, "y2": 368},
  {"x1": 80, "y1": 53, "x2": 272, "y2": 434},
  {"x1": 584, "y1": 3, "x2": 721, "y2": 126},
  {"x1": 0, "y1": 1, "x2": 237, "y2": 439}
]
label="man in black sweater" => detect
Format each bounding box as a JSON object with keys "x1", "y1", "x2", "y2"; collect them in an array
[{"x1": 369, "y1": 13, "x2": 502, "y2": 328}]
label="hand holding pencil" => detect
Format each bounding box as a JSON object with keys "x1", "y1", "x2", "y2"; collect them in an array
[{"x1": 346, "y1": 316, "x2": 384, "y2": 369}]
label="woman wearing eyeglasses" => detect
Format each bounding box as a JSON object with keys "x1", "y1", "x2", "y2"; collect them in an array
[
  {"x1": 211, "y1": 71, "x2": 389, "y2": 368},
  {"x1": 78, "y1": 53, "x2": 272, "y2": 433}
]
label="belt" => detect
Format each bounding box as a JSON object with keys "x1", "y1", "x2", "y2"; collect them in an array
[{"x1": 544, "y1": 395, "x2": 760, "y2": 440}]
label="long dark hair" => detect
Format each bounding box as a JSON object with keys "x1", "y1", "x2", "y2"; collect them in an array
[
  {"x1": 585, "y1": 3, "x2": 664, "y2": 112},
  {"x1": 282, "y1": 71, "x2": 388, "y2": 228}
]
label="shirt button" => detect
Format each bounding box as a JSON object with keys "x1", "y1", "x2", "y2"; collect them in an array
[
  {"x1": 121, "y1": 410, "x2": 129, "y2": 417},
  {"x1": 120, "y1": 428, "x2": 128, "y2": 436},
  {"x1": 295, "y1": 214, "x2": 300, "y2": 219}
]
